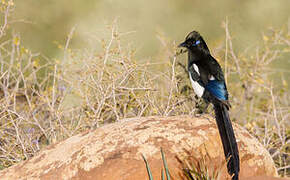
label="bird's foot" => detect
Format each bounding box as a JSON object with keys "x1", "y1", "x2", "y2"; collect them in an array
[
  {"x1": 194, "y1": 101, "x2": 209, "y2": 117},
  {"x1": 193, "y1": 109, "x2": 206, "y2": 117}
]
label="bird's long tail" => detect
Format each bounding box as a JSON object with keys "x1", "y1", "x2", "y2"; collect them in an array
[{"x1": 213, "y1": 102, "x2": 240, "y2": 180}]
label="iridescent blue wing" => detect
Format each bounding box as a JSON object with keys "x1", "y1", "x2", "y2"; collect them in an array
[{"x1": 205, "y1": 80, "x2": 228, "y2": 101}]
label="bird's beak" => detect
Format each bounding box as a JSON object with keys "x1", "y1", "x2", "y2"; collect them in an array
[{"x1": 178, "y1": 41, "x2": 187, "y2": 48}]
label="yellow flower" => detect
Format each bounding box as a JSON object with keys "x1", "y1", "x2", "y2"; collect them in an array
[{"x1": 13, "y1": 36, "x2": 20, "y2": 46}]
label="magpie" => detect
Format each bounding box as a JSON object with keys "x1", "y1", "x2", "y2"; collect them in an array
[{"x1": 178, "y1": 31, "x2": 240, "y2": 180}]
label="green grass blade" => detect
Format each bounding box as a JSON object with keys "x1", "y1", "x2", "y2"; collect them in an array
[
  {"x1": 142, "y1": 154, "x2": 154, "y2": 180},
  {"x1": 161, "y1": 169, "x2": 165, "y2": 180},
  {"x1": 161, "y1": 148, "x2": 170, "y2": 180}
]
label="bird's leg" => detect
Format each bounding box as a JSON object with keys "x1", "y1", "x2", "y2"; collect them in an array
[
  {"x1": 194, "y1": 98, "x2": 210, "y2": 117},
  {"x1": 200, "y1": 101, "x2": 210, "y2": 113}
]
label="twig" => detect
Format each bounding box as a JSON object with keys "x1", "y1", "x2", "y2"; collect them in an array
[
  {"x1": 223, "y1": 20, "x2": 241, "y2": 76},
  {"x1": 0, "y1": 2, "x2": 11, "y2": 38},
  {"x1": 164, "y1": 55, "x2": 177, "y2": 116},
  {"x1": 224, "y1": 17, "x2": 229, "y2": 83}
]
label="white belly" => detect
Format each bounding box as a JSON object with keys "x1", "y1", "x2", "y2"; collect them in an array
[{"x1": 189, "y1": 64, "x2": 204, "y2": 98}]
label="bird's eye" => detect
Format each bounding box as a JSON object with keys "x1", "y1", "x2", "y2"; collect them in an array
[{"x1": 195, "y1": 40, "x2": 200, "y2": 45}]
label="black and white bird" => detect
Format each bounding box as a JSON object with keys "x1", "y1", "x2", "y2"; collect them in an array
[{"x1": 179, "y1": 31, "x2": 240, "y2": 180}]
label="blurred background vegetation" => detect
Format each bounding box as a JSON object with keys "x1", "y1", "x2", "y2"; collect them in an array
[
  {"x1": 0, "y1": 0, "x2": 289, "y2": 177},
  {"x1": 12, "y1": 1, "x2": 290, "y2": 54},
  {"x1": 10, "y1": 0, "x2": 290, "y2": 82}
]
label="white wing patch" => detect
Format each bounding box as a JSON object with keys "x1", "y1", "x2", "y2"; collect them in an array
[
  {"x1": 209, "y1": 75, "x2": 215, "y2": 80},
  {"x1": 193, "y1": 64, "x2": 200, "y2": 75},
  {"x1": 189, "y1": 64, "x2": 204, "y2": 98}
]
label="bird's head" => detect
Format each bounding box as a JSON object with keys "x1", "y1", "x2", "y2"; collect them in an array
[{"x1": 178, "y1": 31, "x2": 209, "y2": 53}]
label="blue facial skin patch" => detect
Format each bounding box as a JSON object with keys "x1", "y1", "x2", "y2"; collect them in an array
[{"x1": 195, "y1": 40, "x2": 200, "y2": 45}]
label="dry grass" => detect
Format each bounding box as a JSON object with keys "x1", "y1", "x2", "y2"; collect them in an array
[
  {"x1": 176, "y1": 149, "x2": 226, "y2": 180},
  {"x1": 0, "y1": 0, "x2": 289, "y2": 177}
]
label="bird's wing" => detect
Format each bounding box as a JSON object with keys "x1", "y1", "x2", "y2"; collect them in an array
[
  {"x1": 189, "y1": 63, "x2": 207, "y2": 86},
  {"x1": 207, "y1": 56, "x2": 225, "y2": 81},
  {"x1": 204, "y1": 56, "x2": 231, "y2": 107},
  {"x1": 205, "y1": 80, "x2": 228, "y2": 101},
  {"x1": 205, "y1": 80, "x2": 231, "y2": 108}
]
